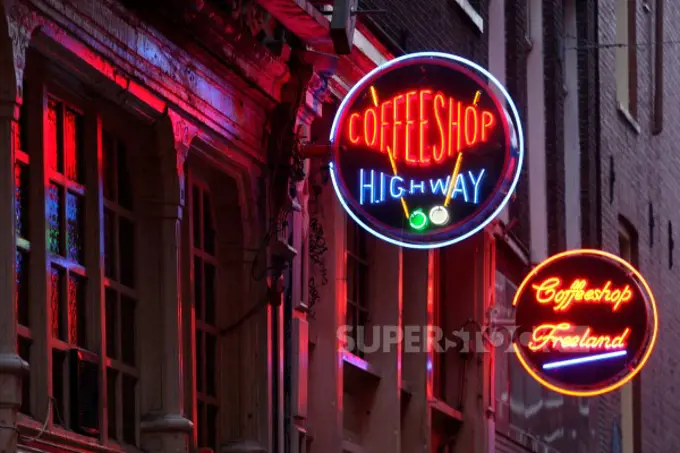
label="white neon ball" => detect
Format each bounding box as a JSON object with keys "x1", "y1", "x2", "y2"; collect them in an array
[{"x1": 429, "y1": 206, "x2": 450, "y2": 226}]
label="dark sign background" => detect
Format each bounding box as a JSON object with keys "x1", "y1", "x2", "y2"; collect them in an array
[
  {"x1": 513, "y1": 252, "x2": 655, "y2": 393},
  {"x1": 331, "y1": 54, "x2": 520, "y2": 247}
]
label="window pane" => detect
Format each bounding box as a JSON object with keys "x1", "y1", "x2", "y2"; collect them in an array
[
  {"x1": 66, "y1": 191, "x2": 84, "y2": 264},
  {"x1": 119, "y1": 217, "x2": 135, "y2": 288},
  {"x1": 64, "y1": 108, "x2": 83, "y2": 183},
  {"x1": 47, "y1": 184, "x2": 62, "y2": 256},
  {"x1": 47, "y1": 101, "x2": 62, "y2": 174},
  {"x1": 103, "y1": 132, "x2": 116, "y2": 202},
  {"x1": 194, "y1": 257, "x2": 203, "y2": 321},
  {"x1": 15, "y1": 163, "x2": 29, "y2": 239},
  {"x1": 203, "y1": 192, "x2": 215, "y2": 255},
  {"x1": 346, "y1": 258, "x2": 356, "y2": 304},
  {"x1": 207, "y1": 404, "x2": 218, "y2": 451},
  {"x1": 68, "y1": 275, "x2": 85, "y2": 347},
  {"x1": 206, "y1": 334, "x2": 216, "y2": 397},
  {"x1": 205, "y1": 263, "x2": 215, "y2": 325},
  {"x1": 104, "y1": 209, "x2": 116, "y2": 279},
  {"x1": 121, "y1": 296, "x2": 136, "y2": 366},
  {"x1": 16, "y1": 249, "x2": 29, "y2": 327},
  {"x1": 117, "y1": 141, "x2": 133, "y2": 210},
  {"x1": 107, "y1": 368, "x2": 118, "y2": 440},
  {"x1": 18, "y1": 337, "x2": 31, "y2": 415},
  {"x1": 122, "y1": 374, "x2": 137, "y2": 445},
  {"x1": 197, "y1": 401, "x2": 206, "y2": 447},
  {"x1": 68, "y1": 274, "x2": 86, "y2": 348},
  {"x1": 51, "y1": 267, "x2": 65, "y2": 340},
  {"x1": 52, "y1": 350, "x2": 66, "y2": 426},
  {"x1": 18, "y1": 101, "x2": 28, "y2": 155},
  {"x1": 196, "y1": 330, "x2": 203, "y2": 393},
  {"x1": 106, "y1": 289, "x2": 117, "y2": 359},
  {"x1": 346, "y1": 221, "x2": 356, "y2": 254},
  {"x1": 192, "y1": 186, "x2": 202, "y2": 248}
]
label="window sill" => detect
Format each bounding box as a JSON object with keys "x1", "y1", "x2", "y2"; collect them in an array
[
  {"x1": 18, "y1": 415, "x2": 139, "y2": 453},
  {"x1": 430, "y1": 398, "x2": 463, "y2": 434},
  {"x1": 341, "y1": 349, "x2": 381, "y2": 380},
  {"x1": 451, "y1": 0, "x2": 484, "y2": 33},
  {"x1": 617, "y1": 103, "x2": 641, "y2": 134},
  {"x1": 342, "y1": 439, "x2": 364, "y2": 453}
]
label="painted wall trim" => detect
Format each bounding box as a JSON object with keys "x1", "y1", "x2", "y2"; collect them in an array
[{"x1": 451, "y1": 0, "x2": 484, "y2": 33}]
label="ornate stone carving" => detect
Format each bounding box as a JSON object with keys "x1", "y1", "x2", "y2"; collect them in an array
[
  {"x1": 154, "y1": 110, "x2": 198, "y2": 208},
  {"x1": 222, "y1": 0, "x2": 283, "y2": 51},
  {"x1": 6, "y1": 2, "x2": 42, "y2": 103}
]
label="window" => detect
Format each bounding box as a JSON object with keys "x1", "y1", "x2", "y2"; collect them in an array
[
  {"x1": 619, "y1": 217, "x2": 641, "y2": 453},
  {"x1": 616, "y1": 0, "x2": 638, "y2": 118},
  {"x1": 46, "y1": 99, "x2": 88, "y2": 430},
  {"x1": 16, "y1": 80, "x2": 140, "y2": 447},
  {"x1": 345, "y1": 220, "x2": 370, "y2": 357},
  {"x1": 190, "y1": 182, "x2": 219, "y2": 451},
  {"x1": 103, "y1": 132, "x2": 138, "y2": 445}
]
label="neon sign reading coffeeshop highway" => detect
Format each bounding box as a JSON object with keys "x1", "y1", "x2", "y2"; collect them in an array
[
  {"x1": 329, "y1": 52, "x2": 524, "y2": 249},
  {"x1": 512, "y1": 249, "x2": 658, "y2": 397}
]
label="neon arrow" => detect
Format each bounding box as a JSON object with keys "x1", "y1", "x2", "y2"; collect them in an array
[{"x1": 542, "y1": 350, "x2": 627, "y2": 370}]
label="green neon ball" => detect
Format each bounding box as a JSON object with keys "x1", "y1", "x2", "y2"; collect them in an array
[{"x1": 410, "y1": 209, "x2": 428, "y2": 231}]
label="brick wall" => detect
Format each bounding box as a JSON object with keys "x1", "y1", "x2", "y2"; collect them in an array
[
  {"x1": 358, "y1": 0, "x2": 488, "y2": 63},
  {"x1": 597, "y1": 0, "x2": 680, "y2": 451}
]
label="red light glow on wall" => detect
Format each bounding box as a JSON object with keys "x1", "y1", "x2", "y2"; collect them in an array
[{"x1": 512, "y1": 249, "x2": 658, "y2": 397}]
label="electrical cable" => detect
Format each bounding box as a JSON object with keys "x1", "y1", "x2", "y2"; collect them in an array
[{"x1": 20, "y1": 397, "x2": 51, "y2": 444}]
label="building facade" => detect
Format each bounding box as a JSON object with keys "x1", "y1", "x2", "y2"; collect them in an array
[
  {"x1": 0, "y1": 0, "x2": 387, "y2": 452},
  {"x1": 1, "y1": 1, "x2": 676, "y2": 453}
]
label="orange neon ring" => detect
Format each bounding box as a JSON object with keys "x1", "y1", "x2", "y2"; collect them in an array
[{"x1": 511, "y1": 248, "x2": 659, "y2": 397}]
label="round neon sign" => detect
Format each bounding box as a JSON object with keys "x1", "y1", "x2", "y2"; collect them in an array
[
  {"x1": 512, "y1": 249, "x2": 658, "y2": 397},
  {"x1": 329, "y1": 52, "x2": 523, "y2": 249}
]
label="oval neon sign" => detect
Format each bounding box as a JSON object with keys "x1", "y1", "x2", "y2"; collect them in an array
[
  {"x1": 512, "y1": 249, "x2": 658, "y2": 397},
  {"x1": 329, "y1": 52, "x2": 523, "y2": 249}
]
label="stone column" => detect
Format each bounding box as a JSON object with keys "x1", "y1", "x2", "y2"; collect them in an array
[
  {"x1": 0, "y1": 7, "x2": 31, "y2": 452},
  {"x1": 139, "y1": 111, "x2": 196, "y2": 453}
]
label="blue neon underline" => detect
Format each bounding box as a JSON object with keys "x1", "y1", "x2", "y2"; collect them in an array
[{"x1": 542, "y1": 350, "x2": 628, "y2": 370}]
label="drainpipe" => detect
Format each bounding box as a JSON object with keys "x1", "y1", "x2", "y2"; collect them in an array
[{"x1": 266, "y1": 44, "x2": 316, "y2": 453}]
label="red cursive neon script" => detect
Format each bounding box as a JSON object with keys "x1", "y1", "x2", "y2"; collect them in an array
[
  {"x1": 531, "y1": 277, "x2": 633, "y2": 312},
  {"x1": 346, "y1": 88, "x2": 496, "y2": 167},
  {"x1": 528, "y1": 322, "x2": 631, "y2": 352}
]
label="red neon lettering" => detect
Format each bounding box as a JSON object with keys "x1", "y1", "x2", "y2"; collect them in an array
[
  {"x1": 418, "y1": 90, "x2": 432, "y2": 166},
  {"x1": 345, "y1": 89, "x2": 496, "y2": 166},
  {"x1": 482, "y1": 110, "x2": 495, "y2": 141},
  {"x1": 447, "y1": 98, "x2": 456, "y2": 157},
  {"x1": 380, "y1": 101, "x2": 391, "y2": 154},
  {"x1": 393, "y1": 95, "x2": 405, "y2": 162},
  {"x1": 348, "y1": 113, "x2": 361, "y2": 144},
  {"x1": 528, "y1": 322, "x2": 631, "y2": 352},
  {"x1": 405, "y1": 91, "x2": 417, "y2": 164},
  {"x1": 465, "y1": 106, "x2": 478, "y2": 146},
  {"x1": 364, "y1": 107, "x2": 378, "y2": 147},
  {"x1": 433, "y1": 93, "x2": 446, "y2": 163},
  {"x1": 532, "y1": 277, "x2": 633, "y2": 312}
]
